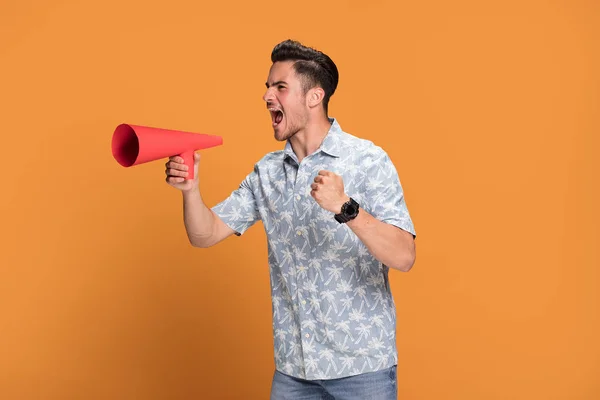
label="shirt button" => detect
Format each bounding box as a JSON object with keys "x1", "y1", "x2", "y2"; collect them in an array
[
  {"x1": 301, "y1": 300, "x2": 306, "y2": 305},
  {"x1": 296, "y1": 194, "x2": 301, "y2": 200},
  {"x1": 305, "y1": 333, "x2": 310, "y2": 338},
  {"x1": 296, "y1": 230, "x2": 302, "y2": 236}
]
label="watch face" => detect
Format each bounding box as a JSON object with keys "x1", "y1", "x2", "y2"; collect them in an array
[
  {"x1": 345, "y1": 203, "x2": 358, "y2": 216},
  {"x1": 335, "y1": 198, "x2": 359, "y2": 223}
]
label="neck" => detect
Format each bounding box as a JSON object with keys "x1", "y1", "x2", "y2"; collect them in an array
[{"x1": 289, "y1": 115, "x2": 332, "y2": 163}]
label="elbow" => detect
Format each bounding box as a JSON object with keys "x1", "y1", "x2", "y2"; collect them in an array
[
  {"x1": 396, "y1": 256, "x2": 415, "y2": 272},
  {"x1": 188, "y1": 235, "x2": 214, "y2": 248},
  {"x1": 391, "y1": 249, "x2": 416, "y2": 272},
  {"x1": 388, "y1": 230, "x2": 416, "y2": 272}
]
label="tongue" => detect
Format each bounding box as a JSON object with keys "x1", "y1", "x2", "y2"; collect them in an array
[{"x1": 275, "y1": 111, "x2": 283, "y2": 124}]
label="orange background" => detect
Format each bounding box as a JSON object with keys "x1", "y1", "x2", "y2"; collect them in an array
[{"x1": 1, "y1": 0, "x2": 599, "y2": 399}]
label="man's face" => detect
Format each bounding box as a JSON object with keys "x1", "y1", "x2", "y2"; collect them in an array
[{"x1": 263, "y1": 61, "x2": 309, "y2": 142}]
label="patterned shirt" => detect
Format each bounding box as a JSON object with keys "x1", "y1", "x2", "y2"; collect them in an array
[{"x1": 211, "y1": 118, "x2": 416, "y2": 380}]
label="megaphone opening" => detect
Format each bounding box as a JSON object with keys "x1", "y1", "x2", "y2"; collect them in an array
[{"x1": 112, "y1": 124, "x2": 139, "y2": 167}]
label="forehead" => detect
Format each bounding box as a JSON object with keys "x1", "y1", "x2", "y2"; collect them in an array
[{"x1": 266, "y1": 61, "x2": 300, "y2": 84}]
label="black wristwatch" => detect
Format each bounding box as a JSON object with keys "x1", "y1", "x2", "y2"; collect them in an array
[{"x1": 335, "y1": 197, "x2": 360, "y2": 224}]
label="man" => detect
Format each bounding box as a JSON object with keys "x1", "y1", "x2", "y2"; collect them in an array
[{"x1": 165, "y1": 39, "x2": 416, "y2": 400}]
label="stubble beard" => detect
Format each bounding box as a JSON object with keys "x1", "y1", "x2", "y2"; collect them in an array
[
  {"x1": 274, "y1": 126, "x2": 297, "y2": 142},
  {"x1": 274, "y1": 110, "x2": 308, "y2": 142}
]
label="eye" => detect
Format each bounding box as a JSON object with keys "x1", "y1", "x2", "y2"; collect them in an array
[{"x1": 278, "y1": 85, "x2": 285, "y2": 90}]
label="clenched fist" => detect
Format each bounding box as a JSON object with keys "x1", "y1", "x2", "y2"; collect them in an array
[{"x1": 310, "y1": 170, "x2": 350, "y2": 214}]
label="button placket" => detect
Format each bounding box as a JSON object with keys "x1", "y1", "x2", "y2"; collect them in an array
[{"x1": 293, "y1": 161, "x2": 315, "y2": 369}]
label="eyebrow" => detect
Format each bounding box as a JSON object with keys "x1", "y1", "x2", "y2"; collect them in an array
[{"x1": 265, "y1": 80, "x2": 287, "y2": 88}]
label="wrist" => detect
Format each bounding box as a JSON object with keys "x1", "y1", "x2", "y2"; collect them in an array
[
  {"x1": 334, "y1": 195, "x2": 359, "y2": 224},
  {"x1": 336, "y1": 194, "x2": 350, "y2": 213},
  {"x1": 182, "y1": 186, "x2": 201, "y2": 198}
]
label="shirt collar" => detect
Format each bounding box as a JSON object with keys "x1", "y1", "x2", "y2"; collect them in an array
[{"x1": 283, "y1": 117, "x2": 342, "y2": 161}]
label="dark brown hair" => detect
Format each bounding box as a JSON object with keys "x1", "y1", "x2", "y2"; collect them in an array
[{"x1": 271, "y1": 39, "x2": 339, "y2": 114}]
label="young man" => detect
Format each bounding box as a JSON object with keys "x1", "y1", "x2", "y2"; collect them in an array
[{"x1": 165, "y1": 39, "x2": 416, "y2": 400}]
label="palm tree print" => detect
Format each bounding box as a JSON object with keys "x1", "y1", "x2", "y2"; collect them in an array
[{"x1": 210, "y1": 118, "x2": 416, "y2": 380}]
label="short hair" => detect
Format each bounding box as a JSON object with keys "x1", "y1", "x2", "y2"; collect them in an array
[{"x1": 270, "y1": 39, "x2": 339, "y2": 114}]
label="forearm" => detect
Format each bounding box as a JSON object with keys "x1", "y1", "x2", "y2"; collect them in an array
[
  {"x1": 182, "y1": 187, "x2": 217, "y2": 247},
  {"x1": 346, "y1": 208, "x2": 416, "y2": 272}
]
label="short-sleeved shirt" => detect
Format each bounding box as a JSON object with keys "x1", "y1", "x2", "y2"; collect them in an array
[{"x1": 211, "y1": 118, "x2": 416, "y2": 380}]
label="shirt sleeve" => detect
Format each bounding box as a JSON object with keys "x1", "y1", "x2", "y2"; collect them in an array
[
  {"x1": 361, "y1": 150, "x2": 416, "y2": 238},
  {"x1": 211, "y1": 167, "x2": 261, "y2": 236}
]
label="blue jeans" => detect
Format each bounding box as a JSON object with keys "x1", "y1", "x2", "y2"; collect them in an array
[{"x1": 270, "y1": 365, "x2": 397, "y2": 400}]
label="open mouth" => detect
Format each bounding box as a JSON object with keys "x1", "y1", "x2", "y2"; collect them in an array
[{"x1": 269, "y1": 108, "x2": 284, "y2": 127}]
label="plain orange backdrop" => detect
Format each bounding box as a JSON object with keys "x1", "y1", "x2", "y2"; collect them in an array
[{"x1": 1, "y1": 0, "x2": 598, "y2": 399}]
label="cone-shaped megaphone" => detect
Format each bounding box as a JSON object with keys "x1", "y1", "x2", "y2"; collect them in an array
[{"x1": 111, "y1": 124, "x2": 223, "y2": 180}]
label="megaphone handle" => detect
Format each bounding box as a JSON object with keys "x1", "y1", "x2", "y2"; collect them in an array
[{"x1": 180, "y1": 150, "x2": 195, "y2": 180}]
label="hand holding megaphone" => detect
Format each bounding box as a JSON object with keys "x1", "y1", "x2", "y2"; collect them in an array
[
  {"x1": 111, "y1": 123, "x2": 223, "y2": 181},
  {"x1": 165, "y1": 152, "x2": 201, "y2": 192}
]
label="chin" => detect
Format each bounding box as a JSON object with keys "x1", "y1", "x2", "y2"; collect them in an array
[{"x1": 274, "y1": 127, "x2": 293, "y2": 142}]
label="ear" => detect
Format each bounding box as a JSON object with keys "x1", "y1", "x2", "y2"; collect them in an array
[{"x1": 307, "y1": 87, "x2": 325, "y2": 109}]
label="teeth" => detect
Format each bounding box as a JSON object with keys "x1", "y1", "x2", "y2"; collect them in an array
[
  {"x1": 269, "y1": 109, "x2": 280, "y2": 126},
  {"x1": 268, "y1": 108, "x2": 283, "y2": 127}
]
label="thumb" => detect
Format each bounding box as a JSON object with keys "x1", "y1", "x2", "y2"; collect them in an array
[{"x1": 193, "y1": 152, "x2": 201, "y2": 163}]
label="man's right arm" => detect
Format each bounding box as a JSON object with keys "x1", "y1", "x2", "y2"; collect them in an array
[
  {"x1": 181, "y1": 187, "x2": 236, "y2": 248},
  {"x1": 165, "y1": 152, "x2": 235, "y2": 248},
  {"x1": 167, "y1": 152, "x2": 260, "y2": 246}
]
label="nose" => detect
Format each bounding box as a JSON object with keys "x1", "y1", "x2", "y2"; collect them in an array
[{"x1": 262, "y1": 87, "x2": 275, "y2": 103}]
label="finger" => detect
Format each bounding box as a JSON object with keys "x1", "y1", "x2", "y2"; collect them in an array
[
  {"x1": 310, "y1": 183, "x2": 319, "y2": 190},
  {"x1": 194, "y1": 152, "x2": 201, "y2": 161},
  {"x1": 166, "y1": 176, "x2": 185, "y2": 184},
  {"x1": 166, "y1": 161, "x2": 189, "y2": 171},
  {"x1": 314, "y1": 176, "x2": 324, "y2": 183},
  {"x1": 166, "y1": 168, "x2": 189, "y2": 177},
  {"x1": 318, "y1": 170, "x2": 330, "y2": 176}
]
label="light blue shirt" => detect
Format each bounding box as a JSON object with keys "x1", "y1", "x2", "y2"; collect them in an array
[{"x1": 211, "y1": 118, "x2": 416, "y2": 380}]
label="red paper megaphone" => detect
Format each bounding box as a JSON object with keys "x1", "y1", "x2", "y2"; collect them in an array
[{"x1": 111, "y1": 123, "x2": 223, "y2": 180}]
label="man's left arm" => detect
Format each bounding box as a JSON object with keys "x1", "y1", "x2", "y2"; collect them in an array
[
  {"x1": 310, "y1": 155, "x2": 416, "y2": 272},
  {"x1": 346, "y1": 198, "x2": 415, "y2": 272}
]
